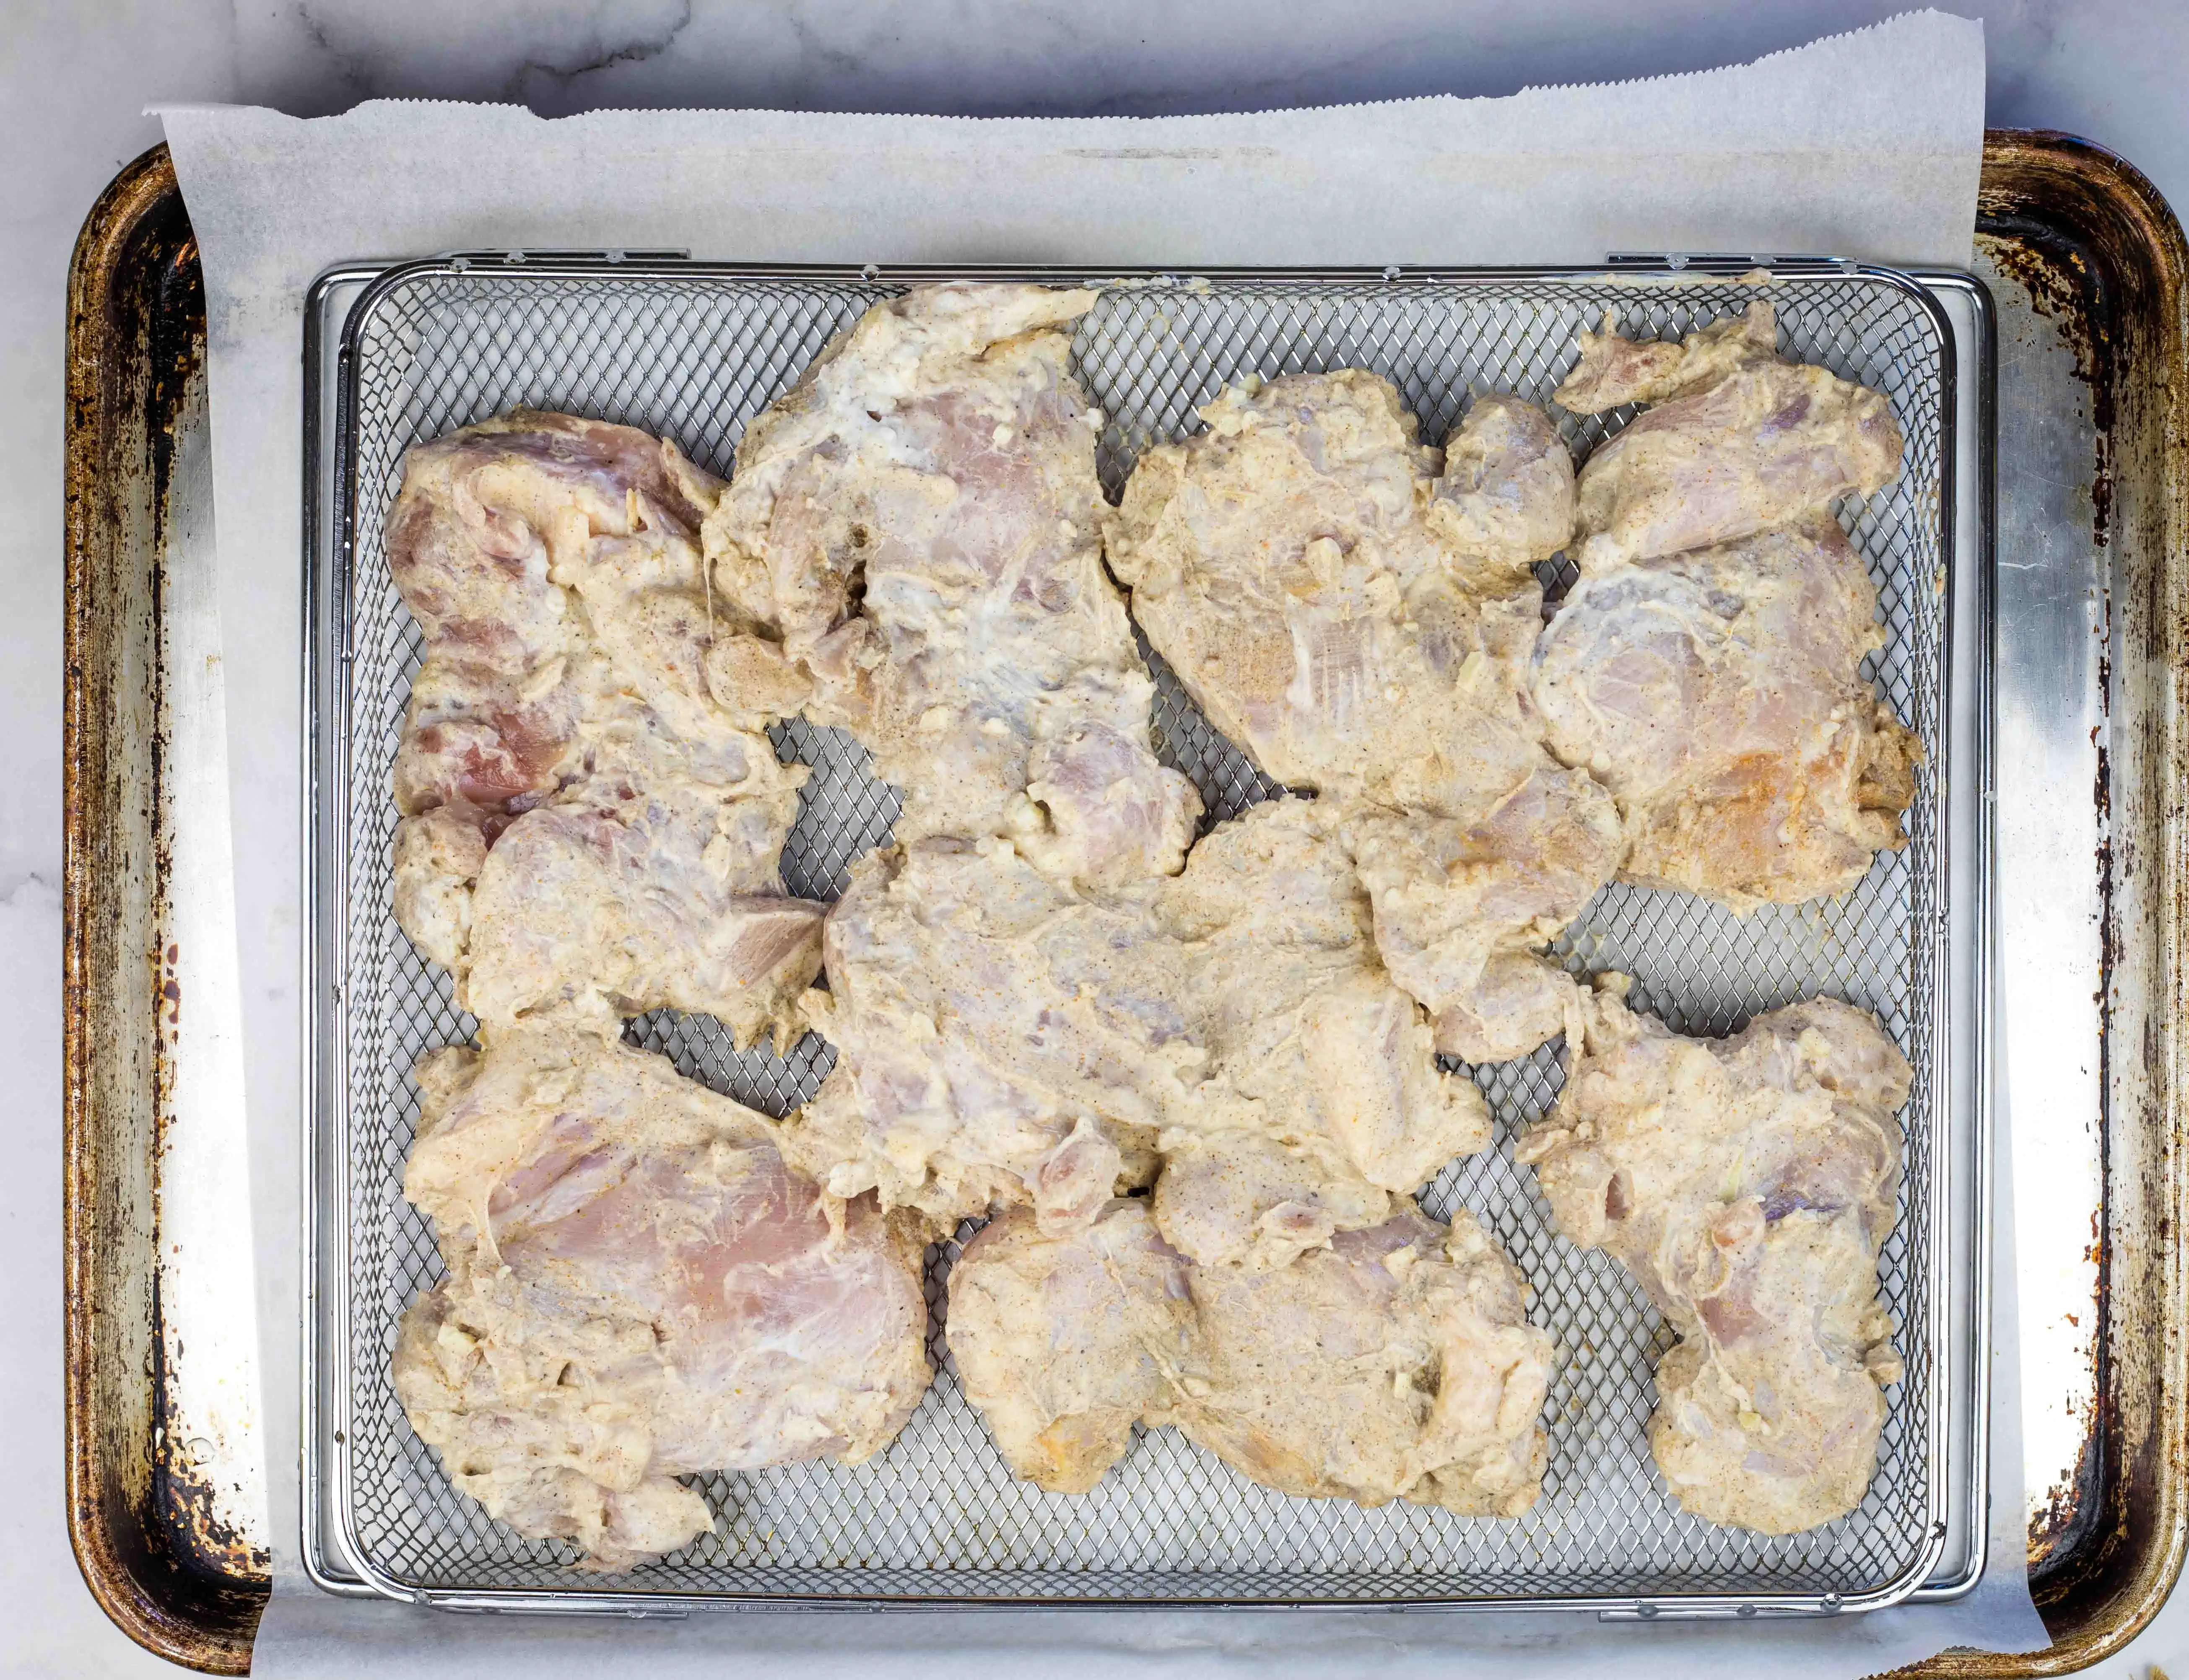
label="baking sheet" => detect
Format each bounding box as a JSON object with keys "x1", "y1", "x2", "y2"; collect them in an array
[{"x1": 156, "y1": 6, "x2": 2050, "y2": 1667}]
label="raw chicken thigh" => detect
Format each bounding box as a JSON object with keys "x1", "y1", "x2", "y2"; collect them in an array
[
  {"x1": 945, "y1": 1195, "x2": 1552, "y2": 1515},
  {"x1": 1147, "y1": 797, "x2": 1490, "y2": 1267},
  {"x1": 787, "y1": 832, "x2": 1191, "y2": 1237},
  {"x1": 1554, "y1": 301, "x2": 1904, "y2": 570},
  {"x1": 387, "y1": 410, "x2": 822, "y2": 1047},
  {"x1": 1106, "y1": 374, "x2": 1567, "y2": 808},
  {"x1": 1338, "y1": 779, "x2": 1624, "y2": 1066},
  {"x1": 1516, "y1": 978, "x2": 1908, "y2": 1533},
  {"x1": 945, "y1": 1200, "x2": 1197, "y2": 1493},
  {"x1": 1176, "y1": 1205, "x2": 1552, "y2": 1517},
  {"x1": 1538, "y1": 302, "x2": 1920, "y2": 909},
  {"x1": 1531, "y1": 519, "x2": 1921, "y2": 909},
  {"x1": 1106, "y1": 372, "x2": 1620, "y2": 1062},
  {"x1": 787, "y1": 799, "x2": 1488, "y2": 1262},
  {"x1": 704, "y1": 283, "x2": 1200, "y2": 890},
  {"x1": 392, "y1": 1021, "x2": 931, "y2": 1569}
]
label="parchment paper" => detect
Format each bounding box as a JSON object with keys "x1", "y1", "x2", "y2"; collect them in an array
[{"x1": 158, "y1": 9, "x2": 2045, "y2": 1669}]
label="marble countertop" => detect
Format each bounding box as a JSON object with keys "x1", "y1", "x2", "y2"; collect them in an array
[{"x1": 8, "y1": 3, "x2": 2186, "y2": 1674}]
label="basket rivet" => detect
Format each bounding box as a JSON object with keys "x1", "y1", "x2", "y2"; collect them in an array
[
  {"x1": 1382, "y1": 265, "x2": 1401, "y2": 282},
  {"x1": 1737, "y1": 1604, "x2": 1757, "y2": 1618},
  {"x1": 862, "y1": 263, "x2": 880, "y2": 281},
  {"x1": 1636, "y1": 1602, "x2": 1658, "y2": 1618}
]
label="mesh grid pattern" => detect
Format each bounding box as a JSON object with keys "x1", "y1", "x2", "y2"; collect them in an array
[{"x1": 326, "y1": 271, "x2": 1950, "y2": 1608}]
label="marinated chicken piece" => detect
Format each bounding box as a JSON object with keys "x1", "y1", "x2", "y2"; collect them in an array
[
  {"x1": 1176, "y1": 1205, "x2": 1553, "y2": 1517},
  {"x1": 452, "y1": 778, "x2": 821, "y2": 1037},
  {"x1": 705, "y1": 283, "x2": 1199, "y2": 889},
  {"x1": 945, "y1": 1200, "x2": 1198, "y2": 1492},
  {"x1": 947, "y1": 1197, "x2": 1551, "y2": 1513},
  {"x1": 1551, "y1": 300, "x2": 1781, "y2": 414},
  {"x1": 1152, "y1": 1130, "x2": 1391, "y2": 1275},
  {"x1": 788, "y1": 799, "x2": 1488, "y2": 1257},
  {"x1": 1431, "y1": 390, "x2": 1587, "y2": 579},
  {"x1": 1555, "y1": 302, "x2": 1904, "y2": 569},
  {"x1": 1107, "y1": 372, "x2": 1619, "y2": 1061},
  {"x1": 1106, "y1": 374, "x2": 1568, "y2": 805},
  {"x1": 387, "y1": 410, "x2": 823, "y2": 1046},
  {"x1": 1516, "y1": 978, "x2": 1909, "y2": 1533},
  {"x1": 391, "y1": 1020, "x2": 931, "y2": 1570},
  {"x1": 1340, "y1": 776, "x2": 1621, "y2": 1063},
  {"x1": 1148, "y1": 798, "x2": 1490, "y2": 1263},
  {"x1": 1532, "y1": 519, "x2": 1920, "y2": 909},
  {"x1": 788, "y1": 832, "x2": 1189, "y2": 1235}
]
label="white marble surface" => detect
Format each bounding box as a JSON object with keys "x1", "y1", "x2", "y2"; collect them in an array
[{"x1": 7, "y1": 3, "x2": 2187, "y2": 1674}]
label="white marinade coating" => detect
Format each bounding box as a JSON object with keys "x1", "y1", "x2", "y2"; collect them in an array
[
  {"x1": 705, "y1": 283, "x2": 1200, "y2": 891},
  {"x1": 1517, "y1": 978, "x2": 1909, "y2": 1534},
  {"x1": 393, "y1": 1020, "x2": 931, "y2": 1571},
  {"x1": 387, "y1": 410, "x2": 822, "y2": 1048}
]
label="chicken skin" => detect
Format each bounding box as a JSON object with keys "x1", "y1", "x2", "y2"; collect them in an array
[
  {"x1": 945, "y1": 1196, "x2": 1552, "y2": 1515},
  {"x1": 386, "y1": 410, "x2": 822, "y2": 1047},
  {"x1": 1106, "y1": 372, "x2": 1620, "y2": 1063},
  {"x1": 1516, "y1": 978, "x2": 1908, "y2": 1533},
  {"x1": 1531, "y1": 519, "x2": 1920, "y2": 909},
  {"x1": 704, "y1": 283, "x2": 1200, "y2": 891},
  {"x1": 1554, "y1": 301, "x2": 1904, "y2": 570},
  {"x1": 391, "y1": 1021, "x2": 931, "y2": 1570}
]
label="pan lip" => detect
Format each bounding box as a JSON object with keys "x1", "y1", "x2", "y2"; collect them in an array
[{"x1": 64, "y1": 137, "x2": 267, "y2": 1676}]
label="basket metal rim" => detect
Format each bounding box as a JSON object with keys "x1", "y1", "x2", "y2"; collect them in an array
[{"x1": 301, "y1": 257, "x2": 1984, "y2": 1618}]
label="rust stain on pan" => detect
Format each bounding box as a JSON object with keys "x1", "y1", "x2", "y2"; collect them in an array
[
  {"x1": 64, "y1": 142, "x2": 267, "y2": 1675},
  {"x1": 1905, "y1": 132, "x2": 2189, "y2": 1679},
  {"x1": 1986, "y1": 236, "x2": 2117, "y2": 548}
]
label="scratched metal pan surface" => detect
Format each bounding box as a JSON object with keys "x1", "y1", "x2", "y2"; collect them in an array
[
  {"x1": 1924, "y1": 132, "x2": 2189, "y2": 1680},
  {"x1": 63, "y1": 143, "x2": 270, "y2": 1676},
  {"x1": 302, "y1": 258, "x2": 1986, "y2": 1617}
]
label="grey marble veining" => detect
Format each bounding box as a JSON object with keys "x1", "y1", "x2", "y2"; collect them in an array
[
  {"x1": 8, "y1": 2, "x2": 2189, "y2": 1674},
  {"x1": 229, "y1": 0, "x2": 2158, "y2": 147}
]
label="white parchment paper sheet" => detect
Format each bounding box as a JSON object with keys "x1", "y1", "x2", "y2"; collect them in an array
[{"x1": 159, "y1": 8, "x2": 2046, "y2": 1668}]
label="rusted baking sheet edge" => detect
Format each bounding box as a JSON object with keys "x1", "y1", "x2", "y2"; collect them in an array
[
  {"x1": 62, "y1": 130, "x2": 2188, "y2": 1675},
  {"x1": 1902, "y1": 130, "x2": 2189, "y2": 1680},
  {"x1": 65, "y1": 140, "x2": 268, "y2": 1676}
]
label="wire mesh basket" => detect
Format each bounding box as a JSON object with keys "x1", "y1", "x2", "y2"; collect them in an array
[{"x1": 316, "y1": 262, "x2": 1964, "y2": 1613}]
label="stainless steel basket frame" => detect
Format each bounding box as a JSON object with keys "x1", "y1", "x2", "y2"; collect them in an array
[{"x1": 302, "y1": 259, "x2": 1993, "y2": 1620}]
